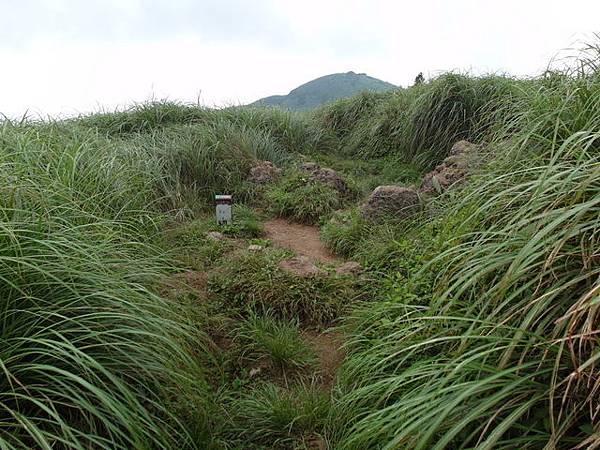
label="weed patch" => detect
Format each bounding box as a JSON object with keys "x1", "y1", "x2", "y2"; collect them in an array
[
  {"x1": 225, "y1": 381, "x2": 330, "y2": 449},
  {"x1": 233, "y1": 311, "x2": 316, "y2": 371},
  {"x1": 207, "y1": 250, "x2": 367, "y2": 326}
]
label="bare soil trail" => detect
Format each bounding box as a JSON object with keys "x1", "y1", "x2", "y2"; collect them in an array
[
  {"x1": 264, "y1": 219, "x2": 339, "y2": 264},
  {"x1": 263, "y1": 218, "x2": 346, "y2": 394},
  {"x1": 164, "y1": 214, "x2": 348, "y2": 446},
  {"x1": 303, "y1": 331, "x2": 345, "y2": 390}
]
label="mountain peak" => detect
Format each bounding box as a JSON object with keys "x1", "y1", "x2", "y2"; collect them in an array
[{"x1": 251, "y1": 72, "x2": 397, "y2": 110}]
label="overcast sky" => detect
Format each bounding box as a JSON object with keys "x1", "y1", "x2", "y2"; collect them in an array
[{"x1": 1, "y1": 0, "x2": 598, "y2": 118}]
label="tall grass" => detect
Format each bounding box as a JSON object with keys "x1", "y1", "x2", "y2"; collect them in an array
[
  {"x1": 332, "y1": 45, "x2": 600, "y2": 449},
  {"x1": 135, "y1": 120, "x2": 290, "y2": 210},
  {"x1": 76, "y1": 101, "x2": 336, "y2": 215},
  {"x1": 314, "y1": 74, "x2": 521, "y2": 168},
  {"x1": 0, "y1": 122, "x2": 212, "y2": 449},
  {"x1": 79, "y1": 101, "x2": 328, "y2": 154},
  {"x1": 3, "y1": 41, "x2": 600, "y2": 449},
  {"x1": 0, "y1": 103, "x2": 335, "y2": 447}
]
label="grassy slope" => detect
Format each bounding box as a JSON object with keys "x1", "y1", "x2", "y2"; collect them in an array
[
  {"x1": 322, "y1": 51, "x2": 600, "y2": 448},
  {"x1": 2, "y1": 41, "x2": 600, "y2": 449},
  {"x1": 0, "y1": 122, "x2": 211, "y2": 449},
  {"x1": 0, "y1": 106, "x2": 317, "y2": 449},
  {"x1": 313, "y1": 73, "x2": 521, "y2": 168}
]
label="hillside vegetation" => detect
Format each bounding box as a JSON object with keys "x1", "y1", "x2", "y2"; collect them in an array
[
  {"x1": 1, "y1": 41, "x2": 600, "y2": 449},
  {"x1": 252, "y1": 71, "x2": 397, "y2": 110}
]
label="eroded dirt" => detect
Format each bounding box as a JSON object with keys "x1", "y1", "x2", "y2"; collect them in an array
[
  {"x1": 264, "y1": 219, "x2": 339, "y2": 263},
  {"x1": 159, "y1": 217, "x2": 348, "y2": 449},
  {"x1": 303, "y1": 331, "x2": 345, "y2": 390},
  {"x1": 159, "y1": 270, "x2": 208, "y2": 297}
]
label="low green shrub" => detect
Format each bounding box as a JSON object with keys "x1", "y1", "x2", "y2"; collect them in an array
[
  {"x1": 321, "y1": 211, "x2": 441, "y2": 271},
  {"x1": 265, "y1": 172, "x2": 343, "y2": 224},
  {"x1": 162, "y1": 217, "x2": 231, "y2": 270},
  {"x1": 163, "y1": 205, "x2": 264, "y2": 270},
  {"x1": 220, "y1": 204, "x2": 264, "y2": 238},
  {"x1": 207, "y1": 250, "x2": 366, "y2": 326},
  {"x1": 320, "y1": 208, "x2": 368, "y2": 257}
]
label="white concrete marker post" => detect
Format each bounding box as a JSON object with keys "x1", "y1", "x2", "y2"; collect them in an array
[{"x1": 215, "y1": 194, "x2": 232, "y2": 225}]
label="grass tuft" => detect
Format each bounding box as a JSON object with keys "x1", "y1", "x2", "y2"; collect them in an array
[
  {"x1": 233, "y1": 311, "x2": 316, "y2": 370},
  {"x1": 207, "y1": 249, "x2": 367, "y2": 326},
  {"x1": 225, "y1": 381, "x2": 330, "y2": 448}
]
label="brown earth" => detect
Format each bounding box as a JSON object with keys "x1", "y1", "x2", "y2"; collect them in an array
[
  {"x1": 303, "y1": 331, "x2": 345, "y2": 391},
  {"x1": 163, "y1": 217, "x2": 346, "y2": 441},
  {"x1": 278, "y1": 256, "x2": 327, "y2": 278},
  {"x1": 263, "y1": 220, "x2": 346, "y2": 394},
  {"x1": 264, "y1": 219, "x2": 339, "y2": 264},
  {"x1": 159, "y1": 270, "x2": 208, "y2": 297}
]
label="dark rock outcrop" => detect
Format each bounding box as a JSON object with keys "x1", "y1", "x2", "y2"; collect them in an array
[
  {"x1": 299, "y1": 162, "x2": 350, "y2": 196},
  {"x1": 420, "y1": 140, "x2": 481, "y2": 195},
  {"x1": 248, "y1": 161, "x2": 282, "y2": 184},
  {"x1": 360, "y1": 186, "x2": 420, "y2": 219}
]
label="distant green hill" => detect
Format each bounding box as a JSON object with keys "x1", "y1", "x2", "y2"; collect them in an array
[{"x1": 251, "y1": 71, "x2": 397, "y2": 110}]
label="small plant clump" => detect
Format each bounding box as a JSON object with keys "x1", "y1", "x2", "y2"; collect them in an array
[
  {"x1": 320, "y1": 208, "x2": 369, "y2": 257},
  {"x1": 265, "y1": 171, "x2": 343, "y2": 224},
  {"x1": 233, "y1": 311, "x2": 316, "y2": 371},
  {"x1": 220, "y1": 204, "x2": 265, "y2": 238},
  {"x1": 207, "y1": 249, "x2": 367, "y2": 326},
  {"x1": 225, "y1": 381, "x2": 330, "y2": 448}
]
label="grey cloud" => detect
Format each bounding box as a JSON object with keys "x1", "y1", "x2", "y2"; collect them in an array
[{"x1": 0, "y1": 0, "x2": 296, "y2": 48}]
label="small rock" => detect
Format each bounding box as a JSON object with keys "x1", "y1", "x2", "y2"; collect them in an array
[
  {"x1": 306, "y1": 436, "x2": 327, "y2": 450},
  {"x1": 420, "y1": 140, "x2": 482, "y2": 195},
  {"x1": 248, "y1": 161, "x2": 282, "y2": 184},
  {"x1": 248, "y1": 244, "x2": 264, "y2": 252},
  {"x1": 206, "y1": 231, "x2": 225, "y2": 241},
  {"x1": 299, "y1": 162, "x2": 350, "y2": 196},
  {"x1": 299, "y1": 162, "x2": 320, "y2": 172},
  {"x1": 360, "y1": 186, "x2": 421, "y2": 220},
  {"x1": 278, "y1": 256, "x2": 327, "y2": 278},
  {"x1": 449, "y1": 139, "x2": 479, "y2": 156},
  {"x1": 335, "y1": 261, "x2": 363, "y2": 276}
]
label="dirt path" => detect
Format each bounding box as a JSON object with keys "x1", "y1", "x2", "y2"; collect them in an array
[
  {"x1": 163, "y1": 215, "x2": 347, "y2": 447},
  {"x1": 303, "y1": 331, "x2": 345, "y2": 390},
  {"x1": 264, "y1": 219, "x2": 339, "y2": 264}
]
